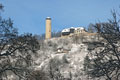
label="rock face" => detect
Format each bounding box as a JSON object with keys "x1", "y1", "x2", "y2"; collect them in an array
[
  {"x1": 33, "y1": 37, "x2": 90, "y2": 80},
  {"x1": 5, "y1": 36, "x2": 103, "y2": 80}
]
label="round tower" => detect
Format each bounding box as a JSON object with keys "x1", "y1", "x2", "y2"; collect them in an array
[{"x1": 45, "y1": 17, "x2": 51, "y2": 39}]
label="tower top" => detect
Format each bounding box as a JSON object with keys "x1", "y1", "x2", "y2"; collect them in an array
[{"x1": 46, "y1": 17, "x2": 51, "y2": 20}]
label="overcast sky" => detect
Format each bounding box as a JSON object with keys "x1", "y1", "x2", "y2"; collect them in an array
[{"x1": 0, "y1": 0, "x2": 120, "y2": 34}]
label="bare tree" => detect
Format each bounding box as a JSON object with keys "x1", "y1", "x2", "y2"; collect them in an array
[
  {"x1": 84, "y1": 10, "x2": 120, "y2": 80},
  {"x1": 73, "y1": 33, "x2": 85, "y2": 44},
  {"x1": 27, "y1": 70, "x2": 49, "y2": 80},
  {"x1": 48, "y1": 58, "x2": 64, "y2": 80},
  {"x1": 88, "y1": 23, "x2": 97, "y2": 33},
  {"x1": 0, "y1": 4, "x2": 40, "y2": 79}
]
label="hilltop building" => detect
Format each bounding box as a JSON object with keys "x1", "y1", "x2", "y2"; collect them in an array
[
  {"x1": 61, "y1": 27, "x2": 87, "y2": 36},
  {"x1": 45, "y1": 17, "x2": 98, "y2": 40}
]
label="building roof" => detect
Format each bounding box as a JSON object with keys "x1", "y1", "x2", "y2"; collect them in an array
[
  {"x1": 62, "y1": 27, "x2": 85, "y2": 32},
  {"x1": 46, "y1": 17, "x2": 51, "y2": 20}
]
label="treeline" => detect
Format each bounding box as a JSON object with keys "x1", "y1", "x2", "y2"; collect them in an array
[
  {"x1": 84, "y1": 10, "x2": 120, "y2": 80},
  {"x1": 34, "y1": 31, "x2": 61, "y2": 40}
]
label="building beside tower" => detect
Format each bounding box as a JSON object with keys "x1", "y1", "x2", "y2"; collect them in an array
[
  {"x1": 61, "y1": 27, "x2": 87, "y2": 36},
  {"x1": 45, "y1": 17, "x2": 51, "y2": 39},
  {"x1": 45, "y1": 17, "x2": 97, "y2": 39}
]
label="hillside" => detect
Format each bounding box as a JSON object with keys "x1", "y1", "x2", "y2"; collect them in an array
[
  {"x1": 29, "y1": 36, "x2": 103, "y2": 80},
  {"x1": 5, "y1": 34, "x2": 105, "y2": 80}
]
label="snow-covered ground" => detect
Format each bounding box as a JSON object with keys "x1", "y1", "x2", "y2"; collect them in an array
[{"x1": 33, "y1": 37, "x2": 91, "y2": 80}]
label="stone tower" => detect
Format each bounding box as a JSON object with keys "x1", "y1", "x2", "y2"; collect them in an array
[{"x1": 45, "y1": 17, "x2": 51, "y2": 39}]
